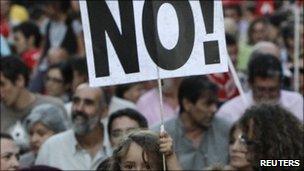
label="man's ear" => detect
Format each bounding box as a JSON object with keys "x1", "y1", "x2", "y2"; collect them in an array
[
  {"x1": 15, "y1": 74, "x2": 25, "y2": 88},
  {"x1": 182, "y1": 98, "x2": 192, "y2": 112}
]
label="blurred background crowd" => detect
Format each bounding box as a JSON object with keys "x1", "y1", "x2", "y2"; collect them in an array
[{"x1": 0, "y1": 0, "x2": 303, "y2": 171}]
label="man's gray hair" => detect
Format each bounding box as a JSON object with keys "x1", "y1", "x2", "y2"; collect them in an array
[{"x1": 24, "y1": 103, "x2": 67, "y2": 133}]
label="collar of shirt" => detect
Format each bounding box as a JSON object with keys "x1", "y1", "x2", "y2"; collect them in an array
[
  {"x1": 67, "y1": 130, "x2": 111, "y2": 157},
  {"x1": 175, "y1": 117, "x2": 210, "y2": 150}
]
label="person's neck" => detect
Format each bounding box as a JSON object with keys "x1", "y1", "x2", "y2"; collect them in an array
[
  {"x1": 180, "y1": 112, "x2": 204, "y2": 140},
  {"x1": 14, "y1": 90, "x2": 36, "y2": 110},
  {"x1": 76, "y1": 124, "x2": 104, "y2": 149}
]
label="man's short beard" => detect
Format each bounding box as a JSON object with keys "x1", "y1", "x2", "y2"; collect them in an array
[
  {"x1": 72, "y1": 112, "x2": 100, "y2": 135},
  {"x1": 188, "y1": 111, "x2": 212, "y2": 130}
]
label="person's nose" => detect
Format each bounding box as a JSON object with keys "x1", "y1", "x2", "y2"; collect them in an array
[
  {"x1": 75, "y1": 101, "x2": 85, "y2": 112},
  {"x1": 31, "y1": 133, "x2": 39, "y2": 144},
  {"x1": 231, "y1": 140, "x2": 242, "y2": 152},
  {"x1": 232, "y1": 140, "x2": 246, "y2": 152}
]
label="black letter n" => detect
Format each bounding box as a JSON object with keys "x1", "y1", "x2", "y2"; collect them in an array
[{"x1": 87, "y1": 1, "x2": 139, "y2": 77}]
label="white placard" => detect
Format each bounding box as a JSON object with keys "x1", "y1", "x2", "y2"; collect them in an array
[{"x1": 80, "y1": 0, "x2": 228, "y2": 87}]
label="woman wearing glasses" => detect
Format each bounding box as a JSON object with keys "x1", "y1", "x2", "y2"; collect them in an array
[
  {"x1": 44, "y1": 61, "x2": 73, "y2": 103},
  {"x1": 228, "y1": 104, "x2": 302, "y2": 171},
  {"x1": 207, "y1": 104, "x2": 303, "y2": 171}
]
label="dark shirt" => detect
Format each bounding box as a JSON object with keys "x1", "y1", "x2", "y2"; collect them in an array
[{"x1": 153, "y1": 116, "x2": 230, "y2": 170}]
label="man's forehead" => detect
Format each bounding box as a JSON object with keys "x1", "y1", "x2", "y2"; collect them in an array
[
  {"x1": 254, "y1": 77, "x2": 280, "y2": 85},
  {"x1": 75, "y1": 84, "x2": 102, "y2": 98},
  {"x1": 112, "y1": 126, "x2": 138, "y2": 132},
  {"x1": 111, "y1": 117, "x2": 139, "y2": 130}
]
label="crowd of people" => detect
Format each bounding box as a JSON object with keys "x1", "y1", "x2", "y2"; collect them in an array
[{"x1": 1, "y1": 1, "x2": 303, "y2": 171}]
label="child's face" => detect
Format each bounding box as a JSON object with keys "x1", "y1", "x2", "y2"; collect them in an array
[{"x1": 120, "y1": 142, "x2": 155, "y2": 171}]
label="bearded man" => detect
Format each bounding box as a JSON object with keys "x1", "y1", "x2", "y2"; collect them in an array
[{"x1": 35, "y1": 83, "x2": 111, "y2": 170}]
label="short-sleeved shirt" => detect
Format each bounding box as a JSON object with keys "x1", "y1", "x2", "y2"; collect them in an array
[
  {"x1": 154, "y1": 116, "x2": 230, "y2": 170},
  {"x1": 35, "y1": 129, "x2": 111, "y2": 170},
  {"x1": 136, "y1": 88, "x2": 179, "y2": 127},
  {"x1": 216, "y1": 90, "x2": 303, "y2": 127}
]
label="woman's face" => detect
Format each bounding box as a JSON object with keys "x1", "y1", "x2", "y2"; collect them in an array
[
  {"x1": 45, "y1": 68, "x2": 66, "y2": 97},
  {"x1": 29, "y1": 122, "x2": 55, "y2": 154},
  {"x1": 229, "y1": 128, "x2": 251, "y2": 170},
  {"x1": 120, "y1": 142, "x2": 155, "y2": 171}
]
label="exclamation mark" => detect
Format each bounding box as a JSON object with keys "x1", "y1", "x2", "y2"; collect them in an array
[{"x1": 200, "y1": 1, "x2": 220, "y2": 64}]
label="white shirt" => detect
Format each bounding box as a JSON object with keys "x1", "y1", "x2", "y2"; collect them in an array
[
  {"x1": 216, "y1": 90, "x2": 303, "y2": 126},
  {"x1": 35, "y1": 130, "x2": 111, "y2": 170},
  {"x1": 108, "y1": 96, "x2": 136, "y2": 115}
]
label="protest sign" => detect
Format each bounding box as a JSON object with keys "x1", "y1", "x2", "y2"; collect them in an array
[{"x1": 80, "y1": 0, "x2": 228, "y2": 87}]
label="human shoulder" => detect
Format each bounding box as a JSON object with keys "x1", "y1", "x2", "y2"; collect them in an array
[
  {"x1": 219, "y1": 95, "x2": 245, "y2": 111},
  {"x1": 281, "y1": 90, "x2": 303, "y2": 102},
  {"x1": 109, "y1": 96, "x2": 136, "y2": 114},
  {"x1": 211, "y1": 116, "x2": 231, "y2": 135},
  {"x1": 216, "y1": 95, "x2": 242, "y2": 117},
  {"x1": 216, "y1": 94, "x2": 250, "y2": 127},
  {"x1": 164, "y1": 117, "x2": 178, "y2": 129},
  {"x1": 151, "y1": 117, "x2": 178, "y2": 135},
  {"x1": 137, "y1": 89, "x2": 158, "y2": 104},
  {"x1": 35, "y1": 94, "x2": 64, "y2": 106},
  {"x1": 217, "y1": 91, "x2": 251, "y2": 116},
  {"x1": 43, "y1": 130, "x2": 73, "y2": 147}
]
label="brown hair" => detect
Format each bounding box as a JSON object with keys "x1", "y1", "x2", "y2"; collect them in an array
[
  {"x1": 109, "y1": 130, "x2": 163, "y2": 171},
  {"x1": 237, "y1": 104, "x2": 303, "y2": 171}
]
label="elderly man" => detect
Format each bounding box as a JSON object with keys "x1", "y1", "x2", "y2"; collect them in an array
[
  {"x1": 35, "y1": 83, "x2": 111, "y2": 170},
  {"x1": 217, "y1": 53, "x2": 303, "y2": 126},
  {"x1": 1, "y1": 133, "x2": 20, "y2": 170}
]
